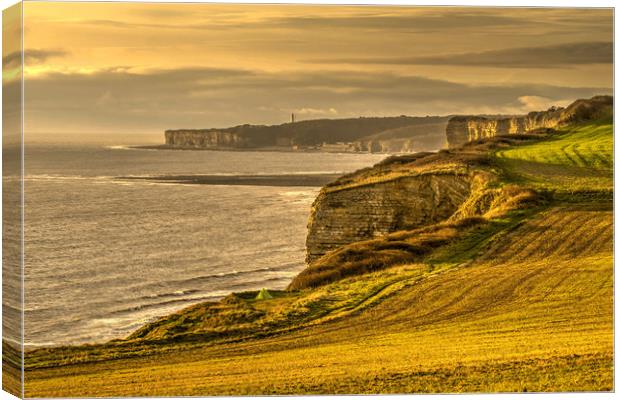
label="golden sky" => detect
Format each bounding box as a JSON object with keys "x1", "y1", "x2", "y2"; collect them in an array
[{"x1": 8, "y1": 2, "x2": 614, "y2": 134}]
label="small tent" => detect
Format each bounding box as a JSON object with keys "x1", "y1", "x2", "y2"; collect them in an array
[{"x1": 255, "y1": 288, "x2": 273, "y2": 300}]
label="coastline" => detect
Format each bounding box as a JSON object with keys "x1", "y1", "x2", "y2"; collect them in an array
[
  {"x1": 116, "y1": 173, "x2": 343, "y2": 187},
  {"x1": 130, "y1": 144, "x2": 391, "y2": 155},
  {"x1": 21, "y1": 116, "x2": 615, "y2": 395},
  {"x1": 131, "y1": 144, "x2": 315, "y2": 152}
]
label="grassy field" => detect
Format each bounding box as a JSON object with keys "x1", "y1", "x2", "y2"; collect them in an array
[
  {"x1": 497, "y1": 120, "x2": 612, "y2": 169},
  {"x1": 495, "y1": 120, "x2": 613, "y2": 193},
  {"x1": 22, "y1": 119, "x2": 613, "y2": 396}
]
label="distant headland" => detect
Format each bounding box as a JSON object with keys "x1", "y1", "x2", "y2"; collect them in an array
[
  {"x1": 134, "y1": 95, "x2": 613, "y2": 155},
  {"x1": 137, "y1": 115, "x2": 451, "y2": 154}
]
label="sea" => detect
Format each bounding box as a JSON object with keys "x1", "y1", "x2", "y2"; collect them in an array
[{"x1": 21, "y1": 133, "x2": 386, "y2": 347}]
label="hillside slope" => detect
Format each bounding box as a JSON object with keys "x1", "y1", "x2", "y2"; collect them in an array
[
  {"x1": 496, "y1": 118, "x2": 613, "y2": 193},
  {"x1": 22, "y1": 117, "x2": 613, "y2": 396}
]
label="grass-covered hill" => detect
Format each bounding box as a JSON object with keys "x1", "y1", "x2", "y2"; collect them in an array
[{"x1": 19, "y1": 116, "x2": 613, "y2": 396}]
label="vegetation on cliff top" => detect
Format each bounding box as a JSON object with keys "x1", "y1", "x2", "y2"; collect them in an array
[
  {"x1": 445, "y1": 95, "x2": 612, "y2": 148},
  {"x1": 496, "y1": 118, "x2": 613, "y2": 193},
  {"x1": 21, "y1": 115, "x2": 613, "y2": 396},
  {"x1": 288, "y1": 217, "x2": 489, "y2": 290}
]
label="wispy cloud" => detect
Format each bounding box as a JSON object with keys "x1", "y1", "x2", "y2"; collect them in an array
[
  {"x1": 516, "y1": 95, "x2": 574, "y2": 110},
  {"x1": 66, "y1": 8, "x2": 611, "y2": 35},
  {"x1": 307, "y1": 42, "x2": 612, "y2": 68},
  {"x1": 23, "y1": 66, "x2": 610, "y2": 133},
  {"x1": 19, "y1": 4, "x2": 613, "y2": 134},
  {"x1": 3, "y1": 49, "x2": 68, "y2": 68},
  {"x1": 270, "y1": 12, "x2": 533, "y2": 32}
]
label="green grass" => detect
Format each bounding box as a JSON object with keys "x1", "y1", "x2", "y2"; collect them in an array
[
  {"x1": 497, "y1": 120, "x2": 612, "y2": 170},
  {"x1": 494, "y1": 120, "x2": 613, "y2": 192},
  {"x1": 426, "y1": 208, "x2": 536, "y2": 268}
]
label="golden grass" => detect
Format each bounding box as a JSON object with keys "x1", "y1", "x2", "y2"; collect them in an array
[
  {"x1": 2, "y1": 349, "x2": 22, "y2": 397},
  {"x1": 288, "y1": 217, "x2": 487, "y2": 290},
  {"x1": 24, "y1": 206, "x2": 613, "y2": 396},
  {"x1": 322, "y1": 146, "x2": 496, "y2": 194}
]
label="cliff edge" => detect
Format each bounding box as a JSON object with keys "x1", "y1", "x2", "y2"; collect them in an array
[
  {"x1": 304, "y1": 159, "x2": 473, "y2": 264},
  {"x1": 446, "y1": 95, "x2": 612, "y2": 148},
  {"x1": 302, "y1": 135, "x2": 541, "y2": 267},
  {"x1": 293, "y1": 134, "x2": 545, "y2": 290}
]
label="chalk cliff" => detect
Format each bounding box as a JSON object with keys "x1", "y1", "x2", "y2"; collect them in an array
[
  {"x1": 163, "y1": 116, "x2": 450, "y2": 152},
  {"x1": 165, "y1": 130, "x2": 250, "y2": 148},
  {"x1": 302, "y1": 144, "x2": 513, "y2": 264},
  {"x1": 305, "y1": 172, "x2": 472, "y2": 263},
  {"x1": 302, "y1": 129, "x2": 548, "y2": 268},
  {"x1": 446, "y1": 95, "x2": 612, "y2": 148}
]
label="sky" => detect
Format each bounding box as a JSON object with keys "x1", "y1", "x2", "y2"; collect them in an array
[{"x1": 5, "y1": 2, "x2": 614, "y2": 134}]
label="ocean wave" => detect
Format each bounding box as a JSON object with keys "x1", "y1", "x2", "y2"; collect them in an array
[
  {"x1": 23, "y1": 340, "x2": 59, "y2": 348},
  {"x1": 109, "y1": 291, "x2": 232, "y2": 316},
  {"x1": 25, "y1": 172, "x2": 342, "y2": 182},
  {"x1": 164, "y1": 263, "x2": 301, "y2": 288},
  {"x1": 108, "y1": 274, "x2": 292, "y2": 317},
  {"x1": 120, "y1": 171, "x2": 345, "y2": 177},
  {"x1": 45, "y1": 264, "x2": 303, "y2": 317},
  {"x1": 25, "y1": 174, "x2": 115, "y2": 181},
  {"x1": 24, "y1": 174, "x2": 185, "y2": 187},
  {"x1": 138, "y1": 288, "x2": 202, "y2": 301}
]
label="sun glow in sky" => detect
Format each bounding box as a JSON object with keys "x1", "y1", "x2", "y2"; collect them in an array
[{"x1": 6, "y1": 2, "x2": 614, "y2": 134}]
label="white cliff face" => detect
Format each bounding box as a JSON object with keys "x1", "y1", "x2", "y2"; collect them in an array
[
  {"x1": 163, "y1": 131, "x2": 427, "y2": 153},
  {"x1": 305, "y1": 172, "x2": 472, "y2": 263},
  {"x1": 446, "y1": 95, "x2": 612, "y2": 148},
  {"x1": 165, "y1": 130, "x2": 250, "y2": 148}
]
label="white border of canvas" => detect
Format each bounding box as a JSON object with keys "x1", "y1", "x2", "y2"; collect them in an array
[{"x1": 0, "y1": 1, "x2": 615, "y2": 400}]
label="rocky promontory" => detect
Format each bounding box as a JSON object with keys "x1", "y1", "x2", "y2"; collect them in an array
[
  {"x1": 305, "y1": 172, "x2": 472, "y2": 263},
  {"x1": 296, "y1": 135, "x2": 546, "y2": 290},
  {"x1": 303, "y1": 145, "x2": 515, "y2": 264},
  {"x1": 446, "y1": 95, "x2": 612, "y2": 148}
]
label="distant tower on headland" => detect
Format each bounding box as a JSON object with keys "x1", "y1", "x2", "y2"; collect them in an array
[{"x1": 291, "y1": 113, "x2": 295, "y2": 124}]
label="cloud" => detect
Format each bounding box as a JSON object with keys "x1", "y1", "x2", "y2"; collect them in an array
[
  {"x1": 70, "y1": 8, "x2": 604, "y2": 35},
  {"x1": 294, "y1": 107, "x2": 339, "y2": 116},
  {"x1": 70, "y1": 11, "x2": 532, "y2": 33},
  {"x1": 77, "y1": 19, "x2": 203, "y2": 30},
  {"x1": 23, "y1": 66, "x2": 611, "y2": 133},
  {"x1": 3, "y1": 49, "x2": 68, "y2": 68},
  {"x1": 270, "y1": 12, "x2": 533, "y2": 32},
  {"x1": 307, "y1": 42, "x2": 612, "y2": 68},
  {"x1": 517, "y1": 95, "x2": 573, "y2": 110},
  {"x1": 263, "y1": 8, "x2": 611, "y2": 36}
]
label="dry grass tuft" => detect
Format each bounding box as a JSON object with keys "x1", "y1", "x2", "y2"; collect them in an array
[{"x1": 288, "y1": 218, "x2": 487, "y2": 290}]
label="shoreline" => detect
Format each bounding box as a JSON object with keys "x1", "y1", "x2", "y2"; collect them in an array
[
  {"x1": 116, "y1": 173, "x2": 343, "y2": 187},
  {"x1": 132, "y1": 144, "x2": 319, "y2": 153},
  {"x1": 130, "y1": 144, "x2": 391, "y2": 155}
]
